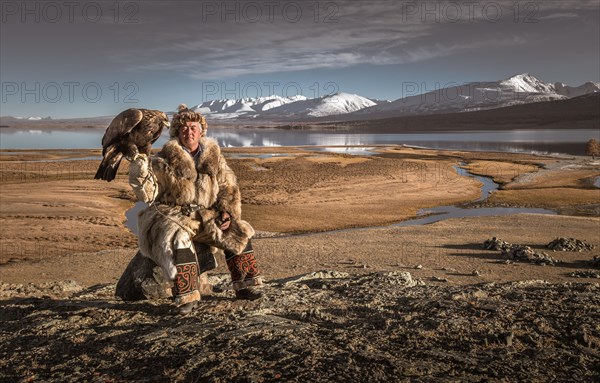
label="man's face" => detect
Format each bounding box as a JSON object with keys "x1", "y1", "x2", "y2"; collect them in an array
[{"x1": 179, "y1": 121, "x2": 201, "y2": 151}]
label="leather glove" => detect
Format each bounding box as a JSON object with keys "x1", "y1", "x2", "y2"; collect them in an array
[{"x1": 128, "y1": 154, "x2": 157, "y2": 202}]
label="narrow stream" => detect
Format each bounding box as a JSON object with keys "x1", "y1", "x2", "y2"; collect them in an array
[
  {"x1": 125, "y1": 201, "x2": 147, "y2": 236},
  {"x1": 394, "y1": 164, "x2": 556, "y2": 228},
  {"x1": 124, "y1": 163, "x2": 557, "y2": 236}
]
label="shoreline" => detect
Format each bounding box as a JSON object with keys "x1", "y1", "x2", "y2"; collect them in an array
[{"x1": 0, "y1": 142, "x2": 591, "y2": 160}]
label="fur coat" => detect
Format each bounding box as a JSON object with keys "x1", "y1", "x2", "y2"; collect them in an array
[{"x1": 129, "y1": 137, "x2": 254, "y2": 279}]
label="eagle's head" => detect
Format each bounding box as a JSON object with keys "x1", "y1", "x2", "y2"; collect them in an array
[{"x1": 158, "y1": 112, "x2": 170, "y2": 128}]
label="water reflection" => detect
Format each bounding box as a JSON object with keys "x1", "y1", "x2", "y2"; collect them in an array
[
  {"x1": 304, "y1": 147, "x2": 378, "y2": 155},
  {"x1": 394, "y1": 206, "x2": 556, "y2": 227},
  {"x1": 399, "y1": 165, "x2": 556, "y2": 226},
  {"x1": 1, "y1": 128, "x2": 596, "y2": 155}
]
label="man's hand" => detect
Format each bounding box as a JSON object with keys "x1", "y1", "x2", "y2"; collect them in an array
[{"x1": 219, "y1": 212, "x2": 231, "y2": 231}]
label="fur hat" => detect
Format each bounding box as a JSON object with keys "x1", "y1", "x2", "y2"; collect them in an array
[{"x1": 170, "y1": 104, "x2": 208, "y2": 138}]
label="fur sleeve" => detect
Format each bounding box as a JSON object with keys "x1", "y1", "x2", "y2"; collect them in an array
[{"x1": 215, "y1": 153, "x2": 242, "y2": 219}]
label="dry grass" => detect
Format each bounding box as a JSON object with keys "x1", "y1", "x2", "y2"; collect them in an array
[
  {"x1": 464, "y1": 160, "x2": 539, "y2": 184},
  {"x1": 489, "y1": 188, "x2": 600, "y2": 207}
]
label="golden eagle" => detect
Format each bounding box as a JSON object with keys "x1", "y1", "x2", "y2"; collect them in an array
[{"x1": 94, "y1": 108, "x2": 169, "y2": 182}]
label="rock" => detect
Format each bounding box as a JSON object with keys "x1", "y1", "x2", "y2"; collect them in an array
[
  {"x1": 52, "y1": 280, "x2": 82, "y2": 293},
  {"x1": 504, "y1": 332, "x2": 514, "y2": 347},
  {"x1": 115, "y1": 250, "x2": 212, "y2": 301},
  {"x1": 472, "y1": 270, "x2": 481, "y2": 276},
  {"x1": 483, "y1": 238, "x2": 562, "y2": 266},
  {"x1": 502, "y1": 245, "x2": 560, "y2": 266},
  {"x1": 570, "y1": 270, "x2": 600, "y2": 279},
  {"x1": 353, "y1": 271, "x2": 423, "y2": 288},
  {"x1": 547, "y1": 237, "x2": 594, "y2": 252},
  {"x1": 208, "y1": 274, "x2": 233, "y2": 292},
  {"x1": 115, "y1": 251, "x2": 173, "y2": 301},
  {"x1": 482, "y1": 237, "x2": 511, "y2": 251},
  {"x1": 282, "y1": 270, "x2": 350, "y2": 285}
]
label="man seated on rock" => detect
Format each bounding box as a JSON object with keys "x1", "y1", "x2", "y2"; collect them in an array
[{"x1": 128, "y1": 104, "x2": 263, "y2": 314}]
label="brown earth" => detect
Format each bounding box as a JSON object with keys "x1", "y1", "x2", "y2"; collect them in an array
[
  {"x1": 1, "y1": 146, "x2": 599, "y2": 382},
  {"x1": 1, "y1": 146, "x2": 599, "y2": 285}
]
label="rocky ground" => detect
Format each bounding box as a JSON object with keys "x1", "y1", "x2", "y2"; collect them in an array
[{"x1": 1, "y1": 272, "x2": 599, "y2": 383}]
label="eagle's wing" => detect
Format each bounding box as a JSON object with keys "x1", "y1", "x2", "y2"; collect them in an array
[{"x1": 101, "y1": 109, "x2": 144, "y2": 147}]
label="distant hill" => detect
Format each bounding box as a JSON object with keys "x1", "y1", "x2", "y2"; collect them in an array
[
  {"x1": 334, "y1": 73, "x2": 599, "y2": 121},
  {"x1": 310, "y1": 92, "x2": 600, "y2": 133},
  {"x1": 0, "y1": 115, "x2": 114, "y2": 129}
]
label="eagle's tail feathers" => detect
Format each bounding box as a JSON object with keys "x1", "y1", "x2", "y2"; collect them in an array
[{"x1": 94, "y1": 147, "x2": 123, "y2": 182}]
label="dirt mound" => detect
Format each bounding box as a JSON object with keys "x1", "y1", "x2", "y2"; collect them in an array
[{"x1": 1, "y1": 272, "x2": 599, "y2": 382}]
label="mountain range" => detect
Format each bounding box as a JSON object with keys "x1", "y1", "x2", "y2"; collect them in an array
[{"x1": 188, "y1": 73, "x2": 599, "y2": 121}]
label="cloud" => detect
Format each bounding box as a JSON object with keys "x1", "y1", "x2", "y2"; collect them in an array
[
  {"x1": 124, "y1": 2, "x2": 436, "y2": 78},
  {"x1": 127, "y1": 0, "x2": 545, "y2": 79},
  {"x1": 539, "y1": 13, "x2": 579, "y2": 20},
  {"x1": 135, "y1": 32, "x2": 528, "y2": 79},
  {"x1": 6, "y1": 0, "x2": 593, "y2": 80}
]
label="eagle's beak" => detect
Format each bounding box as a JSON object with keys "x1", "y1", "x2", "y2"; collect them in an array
[{"x1": 164, "y1": 120, "x2": 171, "y2": 127}]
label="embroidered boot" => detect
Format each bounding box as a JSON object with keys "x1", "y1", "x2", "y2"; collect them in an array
[
  {"x1": 225, "y1": 240, "x2": 263, "y2": 300},
  {"x1": 173, "y1": 243, "x2": 201, "y2": 314}
]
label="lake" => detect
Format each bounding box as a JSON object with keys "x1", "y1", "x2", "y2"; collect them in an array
[{"x1": 1, "y1": 128, "x2": 598, "y2": 155}]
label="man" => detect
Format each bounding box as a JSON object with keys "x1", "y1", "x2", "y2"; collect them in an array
[{"x1": 128, "y1": 104, "x2": 263, "y2": 314}]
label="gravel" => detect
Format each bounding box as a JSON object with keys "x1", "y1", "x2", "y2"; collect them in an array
[{"x1": 1, "y1": 273, "x2": 599, "y2": 382}]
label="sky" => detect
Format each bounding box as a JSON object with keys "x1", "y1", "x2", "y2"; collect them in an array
[{"x1": 1, "y1": 0, "x2": 599, "y2": 118}]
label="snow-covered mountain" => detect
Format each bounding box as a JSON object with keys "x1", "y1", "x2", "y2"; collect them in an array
[
  {"x1": 499, "y1": 73, "x2": 556, "y2": 93},
  {"x1": 191, "y1": 95, "x2": 308, "y2": 120},
  {"x1": 191, "y1": 93, "x2": 383, "y2": 120},
  {"x1": 12, "y1": 116, "x2": 52, "y2": 121},
  {"x1": 261, "y1": 92, "x2": 382, "y2": 118},
  {"x1": 351, "y1": 73, "x2": 600, "y2": 118},
  {"x1": 554, "y1": 81, "x2": 600, "y2": 98}
]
